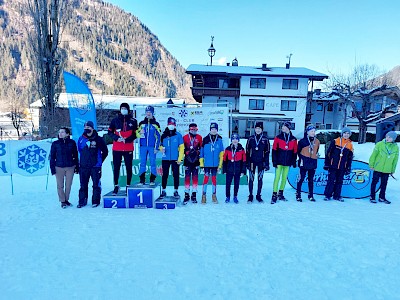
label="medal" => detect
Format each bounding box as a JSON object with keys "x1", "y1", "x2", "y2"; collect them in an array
[
  {"x1": 340, "y1": 153, "x2": 343, "y2": 157},
  {"x1": 190, "y1": 146, "x2": 193, "y2": 149},
  {"x1": 231, "y1": 159, "x2": 234, "y2": 162},
  {"x1": 339, "y1": 138, "x2": 349, "y2": 158},
  {"x1": 285, "y1": 146, "x2": 288, "y2": 149},
  {"x1": 209, "y1": 134, "x2": 217, "y2": 153},
  {"x1": 211, "y1": 147, "x2": 214, "y2": 152},
  {"x1": 255, "y1": 147, "x2": 258, "y2": 151},
  {"x1": 254, "y1": 134, "x2": 262, "y2": 151}
]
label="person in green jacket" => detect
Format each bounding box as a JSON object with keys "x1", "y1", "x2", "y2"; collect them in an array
[{"x1": 369, "y1": 131, "x2": 399, "y2": 204}]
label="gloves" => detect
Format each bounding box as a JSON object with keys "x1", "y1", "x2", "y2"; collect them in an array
[
  {"x1": 323, "y1": 165, "x2": 329, "y2": 171},
  {"x1": 51, "y1": 167, "x2": 56, "y2": 175},
  {"x1": 74, "y1": 166, "x2": 79, "y2": 174}
]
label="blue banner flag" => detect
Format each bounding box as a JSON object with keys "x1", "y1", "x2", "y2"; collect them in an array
[
  {"x1": 287, "y1": 159, "x2": 380, "y2": 199},
  {"x1": 63, "y1": 71, "x2": 97, "y2": 141}
]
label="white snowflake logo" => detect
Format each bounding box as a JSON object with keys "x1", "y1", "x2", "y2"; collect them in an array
[{"x1": 18, "y1": 144, "x2": 47, "y2": 174}]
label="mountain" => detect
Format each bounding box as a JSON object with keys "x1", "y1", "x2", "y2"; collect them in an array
[
  {"x1": 0, "y1": 0, "x2": 193, "y2": 111},
  {"x1": 379, "y1": 65, "x2": 400, "y2": 87}
]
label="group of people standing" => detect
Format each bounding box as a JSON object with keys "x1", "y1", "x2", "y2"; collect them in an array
[{"x1": 49, "y1": 103, "x2": 399, "y2": 208}]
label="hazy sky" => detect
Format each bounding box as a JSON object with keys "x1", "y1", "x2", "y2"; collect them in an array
[{"x1": 107, "y1": 0, "x2": 399, "y2": 76}]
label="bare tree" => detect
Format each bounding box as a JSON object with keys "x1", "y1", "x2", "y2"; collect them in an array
[
  {"x1": 27, "y1": 0, "x2": 66, "y2": 138},
  {"x1": 7, "y1": 104, "x2": 26, "y2": 138},
  {"x1": 324, "y1": 64, "x2": 400, "y2": 144}
]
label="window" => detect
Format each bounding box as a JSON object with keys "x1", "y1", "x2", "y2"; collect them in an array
[
  {"x1": 250, "y1": 78, "x2": 266, "y2": 89},
  {"x1": 326, "y1": 124, "x2": 332, "y2": 129},
  {"x1": 355, "y1": 102, "x2": 362, "y2": 111},
  {"x1": 281, "y1": 100, "x2": 297, "y2": 111},
  {"x1": 249, "y1": 99, "x2": 265, "y2": 110},
  {"x1": 316, "y1": 103, "x2": 323, "y2": 111},
  {"x1": 374, "y1": 103, "x2": 382, "y2": 111},
  {"x1": 282, "y1": 79, "x2": 298, "y2": 90},
  {"x1": 327, "y1": 103, "x2": 333, "y2": 111}
]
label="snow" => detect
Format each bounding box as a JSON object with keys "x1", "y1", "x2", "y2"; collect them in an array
[{"x1": 1, "y1": 142, "x2": 400, "y2": 299}]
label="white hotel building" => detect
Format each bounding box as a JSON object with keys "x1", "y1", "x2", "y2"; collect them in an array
[{"x1": 186, "y1": 62, "x2": 328, "y2": 138}]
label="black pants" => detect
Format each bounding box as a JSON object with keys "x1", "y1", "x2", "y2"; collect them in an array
[
  {"x1": 79, "y1": 167, "x2": 102, "y2": 205},
  {"x1": 370, "y1": 171, "x2": 389, "y2": 199},
  {"x1": 113, "y1": 151, "x2": 133, "y2": 186},
  {"x1": 226, "y1": 173, "x2": 241, "y2": 197},
  {"x1": 162, "y1": 160, "x2": 180, "y2": 189},
  {"x1": 296, "y1": 168, "x2": 316, "y2": 197},
  {"x1": 248, "y1": 162, "x2": 264, "y2": 196},
  {"x1": 324, "y1": 168, "x2": 345, "y2": 199}
]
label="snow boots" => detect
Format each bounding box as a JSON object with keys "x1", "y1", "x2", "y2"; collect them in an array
[
  {"x1": 191, "y1": 192, "x2": 197, "y2": 203},
  {"x1": 271, "y1": 192, "x2": 278, "y2": 204},
  {"x1": 278, "y1": 190, "x2": 287, "y2": 201},
  {"x1": 212, "y1": 194, "x2": 218, "y2": 204}
]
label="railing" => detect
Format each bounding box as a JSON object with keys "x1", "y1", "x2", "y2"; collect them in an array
[{"x1": 191, "y1": 87, "x2": 240, "y2": 97}]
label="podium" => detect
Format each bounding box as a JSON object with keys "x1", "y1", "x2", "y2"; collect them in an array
[
  {"x1": 154, "y1": 196, "x2": 179, "y2": 209},
  {"x1": 127, "y1": 183, "x2": 160, "y2": 209},
  {"x1": 103, "y1": 190, "x2": 127, "y2": 208}
]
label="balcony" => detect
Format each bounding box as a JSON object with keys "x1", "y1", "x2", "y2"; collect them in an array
[{"x1": 191, "y1": 87, "x2": 240, "y2": 98}]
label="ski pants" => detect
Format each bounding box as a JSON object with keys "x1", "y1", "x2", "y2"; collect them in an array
[
  {"x1": 139, "y1": 146, "x2": 157, "y2": 176},
  {"x1": 113, "y1": 151, "x2": 133, "y2": 186},
  {"x1": 248, "y1": 162, "x2": 264, "y2": 196},
  {"x1": 184, "y1": 164, "x2": 199, "y2": 193},
  {"x1": 370, "y1": 171, "x2": 389, "y2": 200},
  {"x1": 226, "y1": 172, "x2": 241, "y2": 198},
  {"x1": 162, "y1": 160, "x2": 180, "y2": 190},
  {"x1": 273, "y1": 165, "x2": 290, "y2": 193},
  {"x1": 324, "y1": 168, "x2": 345, "y2": 199},
  {"x1": 296, "y1": 167, "x2": 316, "y2": 197},
  {"x1": 79, "y1": 167, "x2": 102, "y2": 206}
]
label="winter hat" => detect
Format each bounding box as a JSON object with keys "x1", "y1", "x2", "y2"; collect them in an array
[
  {"x1": 255, "y1": 122, "x2": 263, "y2": 130},
  {"x1": 120, "y1": 102, "x2": 130, "y2": 111},
  {"x1": 167, "y1": 117, "x2": 176, "y2": 125},
  {"x1": 210, "y1": 122, "x2": 218, "y2": 130},
  {"x1": 282, "y1": 121, "x2": 291, "y2": 130},
  {"x1": 306, "y1": 124, "x2": 316, "y2": 132},
  {"x1": 386, "y1": 131, "x2": 397, "y2": 141},
  {"x1": 189, "y1": 123, "x2": 198, "y2": 130},
  {"x1": 341, "y1": 127, "x2": 352, "y2": 136},
  {"x1": 145, "y1": 106, "x2": 155, "y2": 114},
  {"x1": 84, "y1": 121, "x2": 94, "y2": 129},
  {"x1": 231, "y1": 133, "x2": 240, "y2": 142}
]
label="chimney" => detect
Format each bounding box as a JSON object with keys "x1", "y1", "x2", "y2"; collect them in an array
[
  {"x1": 226, "y1": 63, "x2": 230, "y2": 66},
  {"x1": 262, "y1": 63, "x2": 267, "y2": 71},
  {"x1": 232, "y1": 58, "x2": 238, "y2": 66},
  {"x1": 286, "y1": 63, "x2": 290, "y2": 69}
]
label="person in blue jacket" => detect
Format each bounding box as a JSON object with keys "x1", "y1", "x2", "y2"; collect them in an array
[
  {"x1": 136, "y1": 106, "x2": 161, "y2": 185},
  {"x1": 199, "y1": 122, "x2": 224, "y2": 204},
  {"x1": 159, "y1": 117, "x2": 184, "y2": 199},
  {"x1": 77, "y1": 121, "x2": 108, "y2": 208}
]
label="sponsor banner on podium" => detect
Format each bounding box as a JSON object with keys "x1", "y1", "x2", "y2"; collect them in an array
[{"x1": 287, "y1": 158, "x2": 379, "y2": 199}]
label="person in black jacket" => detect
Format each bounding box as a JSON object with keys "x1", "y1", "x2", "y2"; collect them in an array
[
  {"x1": 77, "y1": 121, "x2": 109, "y2": 208},
  {"x1": 223, "y1": 133, "x2": 246, "y2": 204},
  {"x1": 296, "y1": 124, "x2": 320, "y2": 202},
  {"x1": 108, "y1": 103, "x2": 138, "y2": 194},
  {"x1": 271, "y1": 122, "x2": 297, "y2": 203},
  {"x1": 245, "y1": 122, "x2": 270, "y2": 203},
  {"x1": 50, "y1": 127, "x2": 79, "y2": 208}
]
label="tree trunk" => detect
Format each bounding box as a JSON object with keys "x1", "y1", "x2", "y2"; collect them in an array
[{"x1": 358, "y1": 120, "x2": 367, "y2": 144}]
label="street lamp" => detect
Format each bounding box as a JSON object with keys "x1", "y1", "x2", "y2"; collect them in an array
[{"x1": 208, "y1": 36, "x2": 216, "y2": 66}]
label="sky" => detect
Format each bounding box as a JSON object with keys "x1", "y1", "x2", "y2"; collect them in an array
[{"x1": 106, "y1": 0, "x2": 400, "y2": 76}]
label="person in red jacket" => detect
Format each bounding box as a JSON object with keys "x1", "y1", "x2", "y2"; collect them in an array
[
  {"x1": 108, "y1": 103, "x2": 138, "y2": 194},
  {"x1": 271, "y1": 122, "x2": 298, "y2": 204}
]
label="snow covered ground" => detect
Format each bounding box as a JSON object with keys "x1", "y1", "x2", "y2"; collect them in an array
[{"x1": 1, "y1": 143, "x2": 400, "y2": 299}]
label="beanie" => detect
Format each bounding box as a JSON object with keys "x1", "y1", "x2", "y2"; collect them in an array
[
  {"x1": 306, "y1": 124, "x2": 316, "y2": 132},
  {"x1": 231, "y1": 133, "x2": 240, "y2": 142},
  {"x1": 341, "y1": 127, "x2": 352, "y2": 136},
  {"x1": 84, "y1": 121, "x2": 94, "y2": 129},
  {"x1": 386, "y1": 131, "x2": 397, "y2": 141},
  {"x1": 145, "y1": 106, "x2": 155, "y2": 114},
  {"x1": 167, "y1": 117, "x2": 176, "y2": 125},
  {"x1": 255, "y1": 122, "x2": 263, "y2": 130},
  {"x1": 189, "y1": 123, "x2": 198, "y2": 129},
  {"x1": 210, "y1": 122, "x2": 218, "y2": 131},
  {"x1": 120, "y1": 102, "x2": 130, "y2": 111},
  {"x1": 282, "y1": 121, "x2": 291, "y2": 130}
]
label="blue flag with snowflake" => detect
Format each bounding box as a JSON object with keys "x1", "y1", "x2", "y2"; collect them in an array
[{"x1": 63, "y1": 71, "x2": 97, "y2": 141}]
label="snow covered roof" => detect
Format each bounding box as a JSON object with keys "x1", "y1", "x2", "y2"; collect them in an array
[
  {"x1": 30, "y1": 93, "x2": 186, "y2": 109},
  {"x1": 376, "y1": 112, "x2": 400, "y2": 124},
  {"x1": 312, "y1": 92, "x2": 341, "y2": 102},
  {"x1": 186, "y1": 64, "x2": 328, "y2": 80}
]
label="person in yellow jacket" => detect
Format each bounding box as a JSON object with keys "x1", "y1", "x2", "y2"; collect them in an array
[
  {"x1": 199, "y1": 123, "x2": 224, "y2": 204},
  {"x1": 159, "y1": 117, "x2": 184, "y2": 199},
  {"x1": 369, "y1": 131, "x2": 399, "y2": 204}
]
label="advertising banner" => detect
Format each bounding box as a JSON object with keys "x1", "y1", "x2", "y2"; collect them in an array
[{"x1": 287, "y1": 158, "x2": 379, "y2": 199}]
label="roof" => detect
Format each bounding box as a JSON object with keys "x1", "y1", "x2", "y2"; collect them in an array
[
  {"x1": 312, "y1": 92, "x2": 341, "y2": 102},
  {"x1": 376, "y1": 112, "x2": 400, "y2": 124},
  {"x1": 186, "y1": 64, "x2": 328, "y2": 81},
  {"x1": 30, "y1": 93, "x2": 186, "y2": 109}
]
